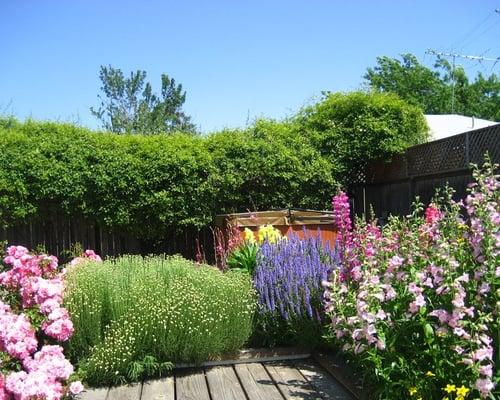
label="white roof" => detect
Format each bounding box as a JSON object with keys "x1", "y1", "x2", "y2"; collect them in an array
[{"x1": 425, "y1": 114, "x2": 498, "y2": 141}]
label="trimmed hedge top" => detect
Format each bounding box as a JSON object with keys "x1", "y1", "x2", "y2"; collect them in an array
[{"x1": 0, "y1": 92, "x2": 427, "y2": 241}]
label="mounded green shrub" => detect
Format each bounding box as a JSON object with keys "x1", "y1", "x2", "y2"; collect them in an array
[
  {"x1": 63, "y1": 255, "x2": 256, "y2": 385},
  {"x1": 295, "y1": 91, "x2": 429, "y2": 184}
]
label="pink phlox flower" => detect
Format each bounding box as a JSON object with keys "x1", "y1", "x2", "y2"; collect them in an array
[
  {"x1": 415, "y1": 294, "x2": 426, "y2": 307},
  {"x1": 429, "y1": 309, "x2": 450, "y2": 324},
  {"x1": 6, "y1": 245, "x2": 29, "y2": 258},
  {"x1": 408, "y1": 282, "x2": 423, "y2": 295},
  {"x1": 453, "y1": 327, "x2": 467, "y2": 337},
  {"x1": 387, "y1": 255, "x2": 404, "y2": 272},
  {"x1": 475, "y1": 378, "x2": 495, "y2": 397},
  {"x1": 384, "y1": 285, "x2": 397, "y2": 301},
  {"x1": 435, "y1": 285, "x2": 449, "y2": 295},
  {"x1": 473, "y1": 346, "x2": 493, "y2": 362},
  {"x1": 478, "y1": 282, "x2": 490, "y2": 294},
  {"x1": 422, "y1": 277, "x2": 434, "y2": 288},
  {"x1": 0, "y1": 312, "x2": 37, "y2": 361},
  {"x1": 479, "y1": 364, "x2": 493, "y2": 377},
  {"x1": 42, "y1": 310, "x2": 74, "y2": 342},
  {"x1": 352, "y1": 329, "x2": 364, "y2": 341},
  {"x1": 69, "y1": 381, "x2": 84, "y2": 395},
  {"x1": 425, "y1": 204, "x2": 442, "y2": 225}
]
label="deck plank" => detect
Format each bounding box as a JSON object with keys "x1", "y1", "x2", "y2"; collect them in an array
[
  {"x1": 176, "y1": 369, "x2": 211, "y2": 400},
  {"x1": 141, "y1": 376, "x2": 175, "y2": 400},
  {"x1": 265, "y1": 362, "x2": 317, "y2": 399},
  {"x1": 234, "y1": 363, "x2": 284, "y2": 400},
  {"x1": 76, "y1": 387, "x2": 109, "y2": 400},
  {"x1": 107, "y1": 383, "x2": 142, "y2": 400},
  {"x1": 296, "y1": 361, "x2": 354, "y2": 400},
  {"x1": 205, "y1": 366, "x2": 247, "y2": 400},
  {"x1": 313, "y1": 352, "x2": 363, "y2": 399}
]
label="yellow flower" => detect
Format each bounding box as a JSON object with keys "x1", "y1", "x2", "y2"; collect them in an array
[
  {"x1": 456, "y1": 396, "x2": 464, "y2": 400},
  {"x1": 442, "y1": 397, "x2": 449, "y2": 400},
  {"x1": 257, "y1": 224, "x2": 282, "y2": 244},
  {"x1": 426, "y1": 371, "x2": 435, "y2": 377},
  {"x1": 444, "y1": 384, "x2": 456, "y2": 393},
  {"x1": 456, "y1": 386, "x2": 470, "y2": 397},
  {"x1": 243, "y1": 228, "x2": 256, "y2": 244},
  {"x1": 409, "y1": 387, "x2": 418, "y2": 396}
]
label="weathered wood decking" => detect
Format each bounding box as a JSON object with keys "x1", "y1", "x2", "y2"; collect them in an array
[{"x1": 78, "y1": 359, "x2": 356, "y2": 400}]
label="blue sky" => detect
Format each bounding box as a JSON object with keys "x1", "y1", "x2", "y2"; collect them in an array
[{"x1": 1, "y1": 1, "x2": 499, "y2": 133}]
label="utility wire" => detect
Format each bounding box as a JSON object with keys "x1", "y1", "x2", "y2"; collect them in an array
[
  {"x1": 448, "y1": 10, "x2": 495, "y2": 51},
  {"x1": 458, "y1": 17, "x2": 500, "y2": 51}
]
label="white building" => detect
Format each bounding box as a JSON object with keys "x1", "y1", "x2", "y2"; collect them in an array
[{"x1": 425, "y1": 114, "x2": 499, "y2": 141}]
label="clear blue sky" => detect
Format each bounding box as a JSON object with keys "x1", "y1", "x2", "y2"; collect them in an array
[{"x1": 1, "y1": 1, "x2": 499, "y2": 133}]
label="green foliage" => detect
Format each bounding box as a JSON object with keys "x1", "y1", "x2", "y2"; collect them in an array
[
  {"x1": 295, "y1": 91, "x2": 428, "y2": 185},
  {"x1": 365, "y1": 53, "x2": 500, "y2": 120},
  {"x1": 226, "y1": 243, "x2": 258, "y2": 274},
  {"x1": 0, "y1": 120, "x2": 215, "y2": 239},
  {"x1": 206, "y1": 121, "x2": 336, "y2": 212},
  {"x1": 0, "y1": 91, "x2": 425, "y2": 240},
  {"x1": 64, "y1": 255, "x2": 256, "y2": 385},
  {"x1": 90, "y1": 65, "x2": 196, "y2": 134}
]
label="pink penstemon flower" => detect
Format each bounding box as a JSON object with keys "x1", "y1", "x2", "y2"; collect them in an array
[{"x1": 325, "y1": 161, "x2": 498, "y2": 399}]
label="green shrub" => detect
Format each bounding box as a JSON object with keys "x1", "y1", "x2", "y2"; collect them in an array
[
  {"x1": 64, "y1": 255, "x2": 256, "y2": 385},
  {"x1": 295, "y1": 91, "x2": 429, "y2": 184}
]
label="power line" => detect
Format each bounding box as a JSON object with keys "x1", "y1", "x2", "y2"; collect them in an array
[
  {"x1": 449, "y1": 10, "x2": 495, "y2": 50},
  {"x1": 427, "y1": 49, "x2": 499, "y2": 63},
  {"x1": 459, "y1": 17, "x2": 500, "y2": 51},
  {"x1": 425, "y1": 49, "x2": 500, "y2": 113}
]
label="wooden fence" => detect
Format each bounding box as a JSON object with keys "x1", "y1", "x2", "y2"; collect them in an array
[
  {"x1": 350, "y1": 123, "x2": 500, "y2": 221},
  {"x1": 2, "y1": 123, "x2": 498, "y2": 260},
  {"x1": 0, "y1": 213, "x2": 214, "y2": 262}
]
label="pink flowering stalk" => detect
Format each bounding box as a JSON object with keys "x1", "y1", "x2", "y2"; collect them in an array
[
  {"x1": 211, "y1": 225, "x2": 243, "y2": 270},
  {"x1": 0, "y1": 245, "x2": 91, "y2": 399},
  {"x1": 324, "y1": 161, "x2": 499, "y2": 399}
]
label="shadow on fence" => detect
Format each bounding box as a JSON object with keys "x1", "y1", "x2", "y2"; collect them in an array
[{"x1": 0, "y1": 214, "x2": 215, "y2": 263}]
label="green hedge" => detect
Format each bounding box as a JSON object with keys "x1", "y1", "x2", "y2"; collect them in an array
[
  {"x1": 64, "y1": 256, "x2": 256, "y2": 385},
  {"x1": 0, "y1": 92, "x2": 427, "y2": 240}
]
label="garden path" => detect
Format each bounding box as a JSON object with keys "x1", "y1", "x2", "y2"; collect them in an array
[{"x1": 77, "y1": 358, "x2": 356, "y2": 400}]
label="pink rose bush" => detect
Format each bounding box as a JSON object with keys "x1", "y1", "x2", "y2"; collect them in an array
[
  {"x1": 0, "y1": 246, "x2": 87, "y2": 399},
  {"x1": 324, "y1": 161, "x2": 498, "y2": 399}
]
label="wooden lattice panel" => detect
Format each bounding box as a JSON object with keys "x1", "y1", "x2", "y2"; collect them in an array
[
  {"x1": 345, "y1": 163, "x2": 368, "y2": 185},
  {"x1": 468, "y1": 124, "x2": 500, "y2": 165},
  {"x1": 407, "y1": 134, "x2": 466, "y2": 176}
]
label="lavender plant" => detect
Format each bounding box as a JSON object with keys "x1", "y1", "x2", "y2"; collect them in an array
[{"x1": 253, "y1": 233, "x2": 339, "y2": 346}]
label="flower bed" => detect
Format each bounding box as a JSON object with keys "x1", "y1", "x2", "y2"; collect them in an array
[
  {"x1": 0, "y1": 246, "x2": 83, "y2": 399},
  {"x1": 64, "y1": 255, "x2": 256, "y2": 385},
  {"x1": 324, "y1": 161, "x2": 499, "y2": 399}
]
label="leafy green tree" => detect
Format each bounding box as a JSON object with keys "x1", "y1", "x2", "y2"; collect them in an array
[
  {"x1": 90, "y1": 65, "x2": 196, "y2": 134},
  {"x1": 364, "y1": 54, "x2": 450, "y2": 114},
  {"x1": 295, "y1": 91, "x2": 429, "y2": 185},
  {"x1": 365, "y1": 54, "x2": 500, "y2": 121}
]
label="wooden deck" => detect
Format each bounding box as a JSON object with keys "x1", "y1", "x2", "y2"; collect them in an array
[{"x1": 78, "y1": 359, "x2": 355, "y2": 400}]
